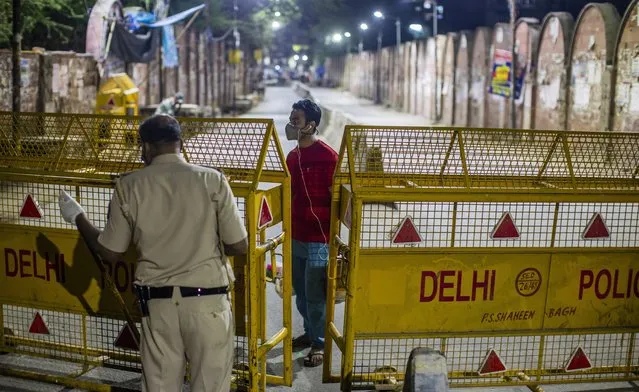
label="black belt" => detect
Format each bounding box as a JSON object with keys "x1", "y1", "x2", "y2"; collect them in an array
[{"x1": 135, "y1": 285, "x2": 228, "y2": 300}]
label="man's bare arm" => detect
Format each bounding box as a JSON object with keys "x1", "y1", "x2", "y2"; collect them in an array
[
  {"x1": 76, "y1": 214, "x2": 125, "y2": 264},
  {"x1": 224, "y1": 237, "x2": 248, "y2": 256}
]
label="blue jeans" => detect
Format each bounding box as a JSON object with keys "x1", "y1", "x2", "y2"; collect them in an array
[{"x1": 292, "y1": 240, "x2": 329, "y2": 349}]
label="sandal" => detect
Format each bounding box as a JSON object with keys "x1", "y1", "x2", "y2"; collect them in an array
[
  {"x1": 292, "y1": 334, "x2": 311, "y2": 351},
  {"x1": 303, "y1": 348, "x2": 324, "y2": 367}
]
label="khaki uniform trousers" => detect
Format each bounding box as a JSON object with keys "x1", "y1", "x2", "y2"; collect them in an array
[{"x1": 141, "y1": 288, "x2": 234, "y2": 392}]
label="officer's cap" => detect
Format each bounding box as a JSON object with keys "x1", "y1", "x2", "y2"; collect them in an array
[{"x1": 139, "y1": 114, "x2": 182, "y2": 144}]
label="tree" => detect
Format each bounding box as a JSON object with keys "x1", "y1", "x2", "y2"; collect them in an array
[{"x1": 0, "y1": 0, "x2": 87, "y2": 50}]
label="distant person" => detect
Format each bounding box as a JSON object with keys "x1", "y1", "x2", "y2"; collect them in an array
[
  {"x1": 155, "y1": 92, "x2": 184, "y2": 116},
  {"x1": 315, "y1": 64, "x2": 325, "y2": 86},
  {"x1": 285, "y1": 99, "x2": 338, "y2": 367}
]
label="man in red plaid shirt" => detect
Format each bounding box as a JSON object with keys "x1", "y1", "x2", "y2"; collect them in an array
[{"x1": 285, "y1": 99, "x2": 338, "y2": 367}]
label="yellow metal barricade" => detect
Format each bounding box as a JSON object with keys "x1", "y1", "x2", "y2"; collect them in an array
[
  {"x1": 324, "y1": 126, "x2": 639, "y2": 391},
  {"x1": 0, "y1": 112, "x2": 292, "y2": 392}
]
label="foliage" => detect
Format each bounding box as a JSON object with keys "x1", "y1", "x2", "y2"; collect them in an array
[
  {"x1": 0, "y1": 0, "x2": 88, "y2": 50},
  {"x1": 0, "y1": 0, "x2": 348, "y2": 56}
]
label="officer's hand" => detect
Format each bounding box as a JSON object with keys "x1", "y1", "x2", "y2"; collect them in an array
[{"x1": 58, "y1": 190, "x2": 86, "y2": 224}]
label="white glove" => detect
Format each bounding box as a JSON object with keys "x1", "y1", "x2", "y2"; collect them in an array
[{"x1": 58, "y1": 190, "x2": 86, "y2": 224}]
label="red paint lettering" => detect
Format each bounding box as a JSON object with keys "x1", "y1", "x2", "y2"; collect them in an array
[
  {"x1": 579, "y1": 270, "x2": 594, "y2": 300},
  {"x1": 45, "y1": 252, "x2": 58, "y2": 282},
  {"x1": 421, "y1": 270, "x2": 495, "y2": 302},
  {"x1": 4, "y1": 248, "x2": 18, "y2": 277},
  {"x1": 130, "y1": 262, "x2": 135, "y2": 293},
  {"x1": 114, "y1": 261, "x2": 129, "y2": 293},
  {"x1": 58, "y1": 253, "x2": 66, "y2": 283},
  {"x1": 472, "y1": 270, "x2": 490, "y2": 301},
  {"x1": 3, "y1": 248, "x2": 65, "y2": 282},
  {"x1": 456, "y1": 272, "x2": 470, "y2": 301},
  {"x1": 439, "y1": 270, "x2": 455, "y2": 302},
  {"x1": 612, "y1": 270, "x2": 624, "y2": 299},
  {"x1": 420, "y1": 271, "x2": 437, "y2": 302},
  {"x1": 580, "y1": 269, "x2": 639, "y2": 300},
  {"x1": 101, "y1": 260, "x2": 113, "y2": 290},
  {"x1": 595, "y1": 270, "x2": 612, "y2": 299},
  {"x1": 33, "y1": 251, "x2": 46, "y2": 280},
  {"x1": 19, "y1": 249, "x2": 32, "y2": 277}
]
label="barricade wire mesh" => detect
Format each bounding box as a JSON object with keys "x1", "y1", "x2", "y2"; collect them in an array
[
  {"x1": 350, "y1": 333, "x2": 638, "y2": 388},
  {"x1": 333, "y1": 126, "x2": 639, "y2": 389},
  {"x1": 0, "y1": 113, "x2": 287, "y2": 390},
  {"x1": 0, "y1": 112, "x2": 283, "y2": 183},
  {"x1": 337, "y1": 127, "x2": 639, "y2": 190}
]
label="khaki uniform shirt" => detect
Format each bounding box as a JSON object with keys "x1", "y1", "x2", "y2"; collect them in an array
[{"x1": 98, "y1": 154, "x2": 247, "y2": 288}]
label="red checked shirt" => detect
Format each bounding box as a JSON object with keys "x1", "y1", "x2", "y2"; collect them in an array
[{"x1": 286, "y1": 140, "x2": 338, "y2": 243}]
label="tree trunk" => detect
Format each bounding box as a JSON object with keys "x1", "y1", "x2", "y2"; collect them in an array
[{"x1": 11, "y1": 0, "x2": 22, "y2": 113}]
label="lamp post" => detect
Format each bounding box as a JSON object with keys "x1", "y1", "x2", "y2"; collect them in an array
[
  {"x1": 344, "y1": 31, "x2": 352, "y2": 53},
  {"x1": 359, "y1": 23, "x2": 368, "y2": 54},
  {"x1": 508, "y1": 0, "x2": 516, "y2": 129},
  {"x1": 424, "y1": 0, "x2": 440, "y2": 121},
  {"x1": 373, "y1": 10, "x2": 401, "y2": 49}
]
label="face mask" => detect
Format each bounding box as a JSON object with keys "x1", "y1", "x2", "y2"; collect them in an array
[{"x1": 285, "y1": 122, "x2": 313, "y2": 141}]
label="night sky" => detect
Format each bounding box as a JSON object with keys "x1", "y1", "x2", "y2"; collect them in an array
[{"x1": 326, "y1": 0, "x2": 634, "y2": 49}]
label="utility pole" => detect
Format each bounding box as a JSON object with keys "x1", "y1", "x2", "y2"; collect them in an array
[
  {"x1": 427, "y1": 0, "x2": 440, "y2": 122},
  {"x1": 375, "y1": 31, "x2": 382, "y2": 104},
  {"x1": 232, "y1": 0, "x2": 239, "y2": 115},
  {"x1": 509, "y1": 0, "x2": 516, "y2": 129},
  {"x1": 11, "y1": 0, "x2": 22, "y2": 113}
]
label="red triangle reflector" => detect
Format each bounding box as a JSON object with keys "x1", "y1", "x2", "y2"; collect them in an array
[
  {"x1": 114, "y1": 323, "x2": 139, "y2": 351},
  {"x1": 107, "y1": 96, "x2": 115, "y2": 106},
  {"x1": 582, "y1": 213, "x2": 610, "y2": 239},
  {"x1": 29, "y1": 312, "x2": 50, "y2": 335},
  {"x1": 491, "y1": 212, "x2": 520, "y2": 239},
  {"x1": 392, "y1": 216, "x2": 422, "y2": 244},
  {"x1": 258, "y1": 196, "x2": 273, "y2": 229},
  {"x1": 478, "y1": 348, "x2": 507, "y2": 375},
  {"x1": 565, "y1": 346, "x2": 593, "y2": 372},
  {"x1": 20, "y1": 194, "x2": 43, "y2": 219}
]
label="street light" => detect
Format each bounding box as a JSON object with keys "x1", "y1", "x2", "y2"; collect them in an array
[
  {"x1": 359, "y1": 23, "x2": 368, "y2": 53},
  {"x1": 332, "y1": 33, "x2": 343, "y2": 43},
  {"x1": 302, "y1": 55, "x2": 308, "y2": 61},
  {"x1": 409, "y1": 24, "x2": 423, "y2": 32},
  {"x1": 344, "y1": 32, "x2": 352, "y2": 53},
  {"x1": 274, "y1": 11, "x2": 281, "y2": 17},
  {"x1": 271, "y1": 20, "x2": 281, "y2": 30},
  {"x1": 371, "y1": 10, "x2": 401, "y2": 50},
  {"x1": 293, "y1": 54, "x2": 300, "y2": 61},
  {"x1": 424, "y1": 0, "x2": 440, "y2": 121}
]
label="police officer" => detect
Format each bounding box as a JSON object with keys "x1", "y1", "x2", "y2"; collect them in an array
[
  {"x1": 58, "y1": 114, "x2": 247, "y2": 392},
  {"x1": 155, "y1": 92, "x2": 184, "y2": 116}
]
